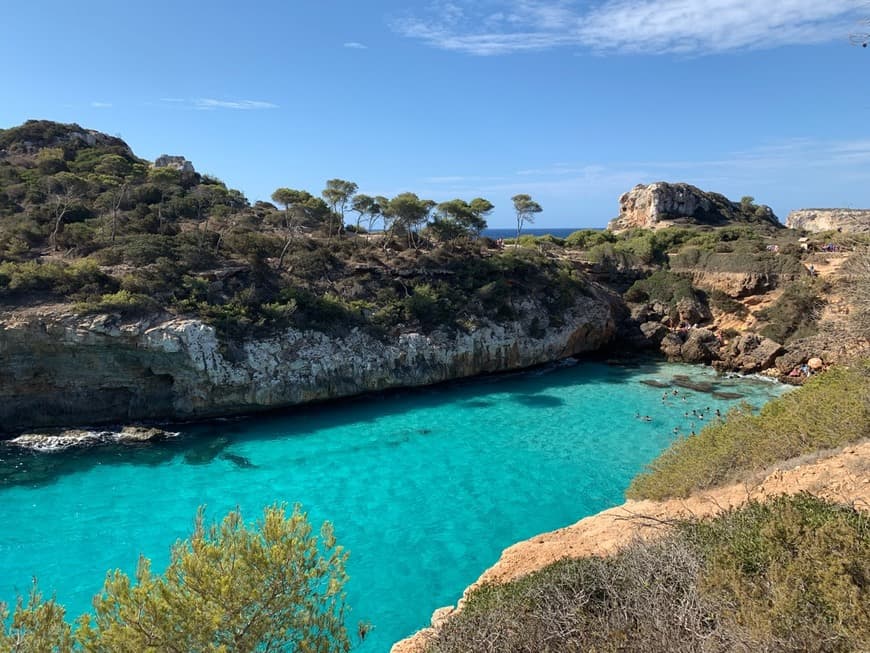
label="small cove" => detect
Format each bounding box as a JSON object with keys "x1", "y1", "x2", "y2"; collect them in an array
[{"x1": 0, "y1": 360, "x2": 788, "y2": 651}]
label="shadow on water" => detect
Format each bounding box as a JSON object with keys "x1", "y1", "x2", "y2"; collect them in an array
[
  {"x1": 512, "y1": 394, "x2": 565, "y2": 408},
  {"x1": 0, "y1": 358, "x2": 701, "y2": 489}
]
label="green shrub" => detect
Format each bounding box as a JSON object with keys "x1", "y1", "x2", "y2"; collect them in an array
[
  {"x1": 683, "y1": 494, "x2": 870, "y2": 652},
  {"x1": 627, "y1": 365, "x2": 870, "y2": 500},
  {"x1": 708, "y1": 289, "x2": 749, "y2": 317},
  {"x1": 428, "y1": 495, "x2": 869, "y2": 653},
  {"x1": 757, "y1": 279, "x2": 824, "y2": 343},
  {"x1": 75, "y1": 290, "x2": 160, "y2": 316},
  {"x1": 624, "y1": 269, "x2": 697, "y2": 305},
  {"x1": 564, "y1": 229, "x2": 616, "y2": 249}
]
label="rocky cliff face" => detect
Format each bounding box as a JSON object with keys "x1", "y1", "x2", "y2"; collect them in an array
[
  {"x1": 785, "y1": 209, "x2": 870, "y2": 233},
  {"x1": 0, "y1": 294, "x2": 615, "y2": 433},
  {"x1": 608, "y1": 182, "x2": 778, "y2": 232}
]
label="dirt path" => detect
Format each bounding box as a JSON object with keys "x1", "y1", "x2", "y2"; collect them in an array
[{"x1": 391, "y1": 440, "x2": 870, "y2": 653}]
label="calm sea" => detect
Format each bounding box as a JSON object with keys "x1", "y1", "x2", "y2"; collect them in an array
[{"x1": 0, "y1": 360, "x2": 786, "y2": 651}]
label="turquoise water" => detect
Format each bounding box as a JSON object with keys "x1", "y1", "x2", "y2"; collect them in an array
[{"x1": 0, "y1": 361, "x2": 786, "y2": 651}]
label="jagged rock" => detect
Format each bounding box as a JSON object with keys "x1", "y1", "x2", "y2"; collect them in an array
[
  {"x1": 607, "y1": 182, "x2": 779, "y2": 232},
  {"x1": 430, "y1": 606, "x2": 455, "y2": 628},
  {"x1": 716, "y1": 333, "x2": 783, "y2": 373},
  {"x1": 5, "y1": 426, "x2": 176, "y2": 452},
  {"x1": 154, "y1": 154, "x2": 195, "y2": 173},
  {"x1": 786, "y1": 209, "x2": 870, "y2": 234},
  {"x1": 774, "y1": 349, "x2": 809, "y2": 374},
  {"x1": 639, "y1": 321, "x2": 669, "y2": 345},
  {"x1": 674, "y1": 297, "x2": 711, "y2": 325},
  {"x1": 660, "y1": 332, "x2": 684, "y2": 360},
  {"x1": 680, "y1": 328, "x2": 720, "y2": 364},
  {"x1": 0, "y1": 294, "x2": 616, "y2": 433}
]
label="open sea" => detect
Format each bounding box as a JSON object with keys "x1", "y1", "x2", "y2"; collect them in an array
[
  {"x1": 482, "y1": 227, "x2": 588, "y2": 239},
  {"x1": 0, "y1": 360, "x2": 787, "y2": 651}
]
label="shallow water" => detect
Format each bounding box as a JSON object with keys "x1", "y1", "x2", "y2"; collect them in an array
[{"x1": 0, "y1": 360, "x2": 787, "y2": 650}]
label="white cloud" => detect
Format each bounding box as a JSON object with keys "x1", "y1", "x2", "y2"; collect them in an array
[
  {"x1": 195, "y1": 98, "x2": 279, "y2": 110},
  {"x1": 391, "y1": 0, "x2": 864, "y2": 55},
  {"x1": 90, "y1": 101, "x2": 112, "y2": 109},
  {"x1": 158, "y1": 98, "x2": 279, "y2": 111},
  {"x1": 343, "y1": 41, "x2": 369, "y2": 49}
]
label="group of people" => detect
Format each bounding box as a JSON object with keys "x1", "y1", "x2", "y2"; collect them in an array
[{"x1": 635, "y1": 389, "x2": 725, "y2": 438}]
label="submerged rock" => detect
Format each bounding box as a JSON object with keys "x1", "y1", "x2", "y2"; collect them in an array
[{"x1": 5, "y1": 426, "x2": 176, "y2": 452}]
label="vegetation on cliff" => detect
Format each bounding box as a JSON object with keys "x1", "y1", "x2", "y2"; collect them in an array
[
  {"x1": 0, "y1": 120, "x2": 586, "y2": 341},
  {"x1": 0, "y1": 504, "x2": 356, "y2": 652},
  {"x1": 427, "y1": 494, "x2": 869, "y2": 653}
]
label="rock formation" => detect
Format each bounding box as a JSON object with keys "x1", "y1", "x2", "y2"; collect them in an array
[
  {"x1": 785, "y1": 208, "x2": 870, "y2": 233},
  {"x1": 608, "y1": 182, "x2": 778, "y2": 232},
  {"x1": 153, "y1": 154, "x2": 195, "y2": 173},
  {"x1": 0, "y1": 294, "x2": 615, "y2": 433}
]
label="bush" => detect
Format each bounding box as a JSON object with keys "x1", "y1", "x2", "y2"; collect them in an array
[
  {"x1": 757, "y1": 279, "x2": 824, "y2": 343},
  {"x1": 627, "y1": 364, "x2": 870, "y2": 500},
  {"x1": 76, "y1": 290, "x2": 160, "y2": 316},
  {"x1": 428, "y1": 495, "x2": 869, "y2": 653},
  {"x1": 708, "y1": 289, "x2": 749, "y2": 317},
  {"x1": 1, "y1": 505, "x2": 353, "y2": 653},
  {"x1": 684, "y1": 494, "x2": 870, "y2": 652},
  {"x1": 624, "y1": 269, "x2": 697, "y2": 305}
]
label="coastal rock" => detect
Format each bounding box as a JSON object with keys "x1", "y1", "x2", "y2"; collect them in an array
[
  {"x1": 5, "y1": 426, "x2": 176, "y2": 452},
  {"x1": 786, "y1": 209, "x2": 870, "y2": 234},
  {"x1": 715, "y1": 333, "x2": 783, "y2": 373},
  {"x1": 607, "y1": 182, "x2": 778, "y2": 232},
  {"x1": 0, "y1": 293, "x2": 616, "y2": 433},
  {"x1": 679, "y1": 328, "x2": 720, "y2": 364},
  {"x1": 639, "y1": 321, "x2": 669, "y2": 345},
  {"x1": 659, "y1": 328, "x2": 720, "y2": 364},
  {"x1": 153, "y1": 154, "x2": 195, "y2": 173}
]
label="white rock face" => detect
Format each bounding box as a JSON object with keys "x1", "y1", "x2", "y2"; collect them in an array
[
  {"x1": 0, "y1": 294, "x2": 616, "y2": 432},
  {"x1": 608, "y1": 182, "x2": 777, "y2": 232},
  {"x1": 785, "y1": 209, "x2": 870, "y2": 233}
]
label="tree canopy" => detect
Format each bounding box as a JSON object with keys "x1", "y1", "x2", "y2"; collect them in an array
[{"x1": 0, "y1": 504, "x2": 353, "y2": 653}]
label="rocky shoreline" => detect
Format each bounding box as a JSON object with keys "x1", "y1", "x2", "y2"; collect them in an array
[{"x1": 0, "y1": 291, "x2": 616, "y2": 435}]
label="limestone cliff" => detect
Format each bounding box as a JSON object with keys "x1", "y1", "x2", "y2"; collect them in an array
[
  {"x1": 785, "y1": 208, "x2": 870, "y2": 233},
  {"x1": 0, "y1": 294, "x2": 615, "y2": 433},
  {"x1": 608, "y1": 182, "x2": 779, "y2": 232}
]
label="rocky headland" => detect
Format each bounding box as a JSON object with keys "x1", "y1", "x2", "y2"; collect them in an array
[
  {"x1": 786, "y1": 208, "x2": 870, "y2": 233},
  {"x1": 607, "y1": 182, "x2": 779, "y2": 232}
]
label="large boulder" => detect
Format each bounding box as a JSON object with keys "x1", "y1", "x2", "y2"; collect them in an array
[
  {"x1": 785, "y1": 209, "x2": 870, "y2": 234},
  {"x1": 715, "y1": 333, "x2": 783, "y2": 373},
  {"x1": 658, "y1": 328, "x2": 720, "y2": 364},
  {"x1": 608, "y1": 182, "x2": 779, "y2": 232}
]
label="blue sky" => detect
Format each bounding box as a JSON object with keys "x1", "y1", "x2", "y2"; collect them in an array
[{"x1": 2, "y1": 0, "x2": 868, "y2": 228}]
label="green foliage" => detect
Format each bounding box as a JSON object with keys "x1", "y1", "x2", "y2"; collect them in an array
[
  {"x1": 757, "y1": 279, "x2": 824, "y2": 343},
  {"x1": 683, "y1": 495, "x2": 870, "y2": 652},
  {"x1": 708, "y1": 289, "x2": 749, "y2": 317},
  {"x1": 428, "y1": 495, "x2": 869, "y2": 653},
  {"x1": 0, "y1": 505, "x2": 352, "y2": 653},
  {"x1": 75, "y1": 290, "x2": 160, "y2": 316},
  {"x1": 627, "y1": 365, "x2": 870, "y2": 500},
  {"x1": 624, "y1": 269, "x2": 697, "y2": 304},
  {"x1": 0, "y1": 259, "x2": 116, "y2": 299},
  {"x1": 564, "y1": 229, "x2": 616, "y2": 249}
]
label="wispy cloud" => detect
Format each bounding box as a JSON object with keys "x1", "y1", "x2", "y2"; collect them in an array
[
  {"x1": 194, "y1": 98, "x2": 279, "y2": 110},
  {"x1": 343, "y1": 41, "x2": 368, "y2": 49},
  {"x1": 391, "y1": 0, "x2": 863, "y2": 56},
  {"x1": 158, "y1": 97, "x2": 279, "y2": 111},
  {"x1": 90, "y1": 101, "x2": 112, "y2": 109}
]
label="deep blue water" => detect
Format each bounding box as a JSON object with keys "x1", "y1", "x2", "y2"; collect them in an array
[
  {"x1": 0, "y1": 360, "x2": 786, "y2": 651},
  {"x1": 482, "y1": 227, "x2": 590, "y2": 239}
]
